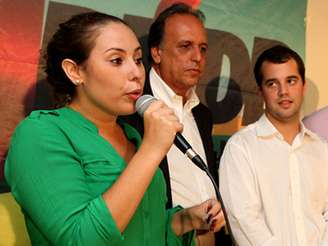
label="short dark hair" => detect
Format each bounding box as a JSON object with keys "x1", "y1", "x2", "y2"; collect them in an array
[
  {"x1": 45, "y1": 12, "x2": 129, "y2": 107},
  {"x1": 147, "y1": 3, "x2": 205, "y2": 64},
  {"x1": 254, "y1": 45, "x2": 305, "y2": 88}
]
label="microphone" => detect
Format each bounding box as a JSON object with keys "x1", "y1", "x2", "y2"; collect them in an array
[{"x1": 135, "y1": 95, "x2": 207, "y2": 171}]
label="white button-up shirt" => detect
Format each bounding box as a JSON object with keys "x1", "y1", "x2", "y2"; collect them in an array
[
  {"x1": 219, "y1": 114, "x2": 328, "y2": 246},
  {"x1": 149, "y1": 68, "x2": 216, "y2": 208}
]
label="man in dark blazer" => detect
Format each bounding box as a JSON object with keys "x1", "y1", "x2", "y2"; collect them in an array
[{"x1": 123, "y1": 3, "x2": 228, "y2": 245}]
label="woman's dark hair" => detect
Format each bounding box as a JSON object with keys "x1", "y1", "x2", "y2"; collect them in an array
[
  {"x1": 254, "y1": 45, "x2": 305, "y2": 88},
  {"x1": 147, "y1": 3, "x2": 205, "y2": 64},
  {"x1": 45, "y1": 12, "x2": 128, "y2": 107}
]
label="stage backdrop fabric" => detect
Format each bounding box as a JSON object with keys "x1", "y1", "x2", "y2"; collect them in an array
[{"x1": 0, "y1": 0, "x2": 306, "y2": 191}]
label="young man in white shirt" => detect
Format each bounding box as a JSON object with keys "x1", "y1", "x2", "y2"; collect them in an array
[{"x1": 219, "y1": 45, "x2": 328, "y2": 246}]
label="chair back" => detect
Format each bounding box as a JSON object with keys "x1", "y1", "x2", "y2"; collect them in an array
[{"x1": 0, "y1": 192, "x2": 31, "y2": 246}]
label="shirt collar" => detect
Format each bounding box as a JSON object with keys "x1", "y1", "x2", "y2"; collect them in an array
[
  {"x1": 300, "y1": 121, "x2": 320, "y2": 141},
  {"x1": 255, "y1": 114, "x2": 280, "y2": 138},
  {"x1": 256, "y1": 113, "x2": 319, "y2": 142},
  {"x1": 59, "y1": 107, "x2": 142, "y2": 146},
  {"x1": 149, "y1": 68, "x2": 200, "y2": 113}
]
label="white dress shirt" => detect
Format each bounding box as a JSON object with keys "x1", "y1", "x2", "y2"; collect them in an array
[
  {"x1": 219, "y1": 114, "x2": 328, "y2": 246},
  {"x1": 149, "y1": 68, "x2": 216, "y2": 208}
]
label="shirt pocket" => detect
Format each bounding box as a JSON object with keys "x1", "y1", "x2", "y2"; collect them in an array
[
  {"x1": 80, "y1": 154, "x2": 125, "y2": 188},
  {"x1": 309, "y1": 199, "x2": 326, "y2": 241}
]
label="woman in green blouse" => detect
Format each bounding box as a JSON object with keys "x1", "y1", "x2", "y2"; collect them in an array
[{"x1": 5, "y1": 12, "x2": 224, "y2": 245}]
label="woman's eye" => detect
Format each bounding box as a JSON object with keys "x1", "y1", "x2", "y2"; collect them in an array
[
  {"x1": 135, "y1": 57, "x2": 143, "y2": 65},
  {"x1": 110, "y1": 58, "x2": 123, "y2": 65}
]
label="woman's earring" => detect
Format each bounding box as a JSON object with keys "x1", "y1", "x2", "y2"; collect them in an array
[{"x1": 75, "y1": 79, "x2": 81, "y2": 86}]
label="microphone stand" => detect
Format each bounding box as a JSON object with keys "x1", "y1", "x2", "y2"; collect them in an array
[{"x1": 190, "y1": 155, "x2": 237, "y2": 246}]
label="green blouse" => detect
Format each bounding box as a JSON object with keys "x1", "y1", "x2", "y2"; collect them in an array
[{"x1": 5, "y1": 107, "x2": 194, "y2": 245}]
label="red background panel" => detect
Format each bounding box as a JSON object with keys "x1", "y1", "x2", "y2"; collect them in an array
[
  {"x1": 155, "y1": 0, "x2": 201, "y2": 17},
  {"x1": 0, "y1": 0, "x2": 44, "y2": 182}
]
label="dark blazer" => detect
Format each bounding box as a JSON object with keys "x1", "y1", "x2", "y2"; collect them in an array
[{"x1": 121, "y1": 74, "x2": 218, "y2": 208}]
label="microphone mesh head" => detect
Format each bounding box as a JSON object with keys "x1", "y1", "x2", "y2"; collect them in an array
[{"x1": 135, "y1": 95, "x2": 157, "y2": 116}]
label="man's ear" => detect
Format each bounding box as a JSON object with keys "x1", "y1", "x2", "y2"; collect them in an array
[
  {"x1": 61, "y1": 58, "x2": 84, "y2": 86},
  {"x1": 150, "y1": 46, "x2": 161, "y2": 64}
]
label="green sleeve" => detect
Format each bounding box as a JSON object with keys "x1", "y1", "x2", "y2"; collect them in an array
[
  {"x1": 166, "y1": 206, "x2": 196, "y2": 246},
  {"x1": 5, "y1": 118, "x2": 123, "y2": 245}
]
